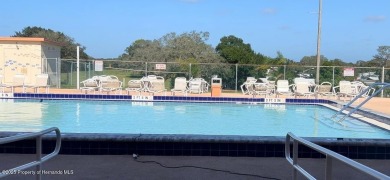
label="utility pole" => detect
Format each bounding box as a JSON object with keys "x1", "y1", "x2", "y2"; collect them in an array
[{"x1": 315, "y1": 0, "x2": 322, "y2": 84}]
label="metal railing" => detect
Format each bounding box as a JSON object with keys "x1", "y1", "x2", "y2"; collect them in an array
[
  {"x1": 0, "y1": 127, "x2": 61, "y2": 180},
  {"x1": 332, "y1": 82, "x2": 390, "y2": 122},
  {"x1": 285, "y1": 132, "x2": 389, "y2": 180}
]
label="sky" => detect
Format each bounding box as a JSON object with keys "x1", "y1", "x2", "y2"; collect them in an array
[{"x1": 1, "y1": 0, "x2": 389, "y2": 62}]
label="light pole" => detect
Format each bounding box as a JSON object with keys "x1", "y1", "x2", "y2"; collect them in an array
[{"x1": 315, "y1": 0, "x2": 322, "y2": 84}]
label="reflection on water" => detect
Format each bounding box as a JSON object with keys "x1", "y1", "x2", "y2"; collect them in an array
[
  {"x1": 264, "y1": 104, "x2": 286, "y2": 111},
  {"x1": 0, "y1": 99, "x2": 43, "y2": 132},
  {"x1": 132, "y1": 102, "x2": 153, "y2": 106}
]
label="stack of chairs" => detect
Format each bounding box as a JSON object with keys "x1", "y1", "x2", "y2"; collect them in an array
[
  {"x1": 188, "y1": 78, "x2": 209, "y2": 94},
  {"x1": 240, "y1": 77, "x2": 257, "y2": 95}
]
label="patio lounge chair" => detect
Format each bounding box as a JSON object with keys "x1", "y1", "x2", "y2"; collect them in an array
[
  {"x1": 147, "y1": 76, "x2": 166, "y2": 95},
  {"x1": 100, "y1": 78, "x2": 123, "y2": 95},
  {"x1": 275, "y1": 80, "x2": 293, "y2": 97},
  {"x1": 294, "y1": 81, "x2": 315, "y2": 98},
  {"x1": 315, "y1": 82, "x2": 334, "y2": 98},
  {"x1": 240, "y1": 77, "x2": 257, "y2": 95},
  {"x1": 7, "y1": 74, "x2": 26, "y2": 93},
  {"x1": 126, "y1": 80, "x2": 143, "y2": 95},
  {"x1": 351, "y1": 81, "x2": 375, "y2": 98},
  {"x1": 253, "y1": 83, "x2": 272, "y2": 97},
  {"x1": 333, "y1": 81, "x2": 358, "y2": 101},
  {"x1": 80, "y1": 78, "x2": 99, "y2": 94},
  {"x1": 188, "y1": 79, "x2": 201, "y2": 94},
  {"x1": 25, "y1": 74, "x2": 50, "y2": 93},
  {"x1": 171, "y1": 77, "x2": 188, "y2": 96},
  {"x1": 0, "y1": 74, "x2": 5, "y2": 93}
]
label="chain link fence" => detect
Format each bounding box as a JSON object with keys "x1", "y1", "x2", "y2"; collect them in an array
[{"x1": 60, "y1": 59, "x2": 390, "y2": 97}]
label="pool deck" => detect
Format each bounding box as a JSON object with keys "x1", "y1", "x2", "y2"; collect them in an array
[
  {"x1": 1, "y1": 154, "x2": 390, "y2": 179},
  {"x1": 1, "y1": 88, "x2": 390, "y2": 179}
]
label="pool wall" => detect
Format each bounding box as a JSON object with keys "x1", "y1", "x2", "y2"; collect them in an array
[
  {"x1": 1, "y1": 133, "x2": 390, "y2": 159},
  {"x1": 7, "y1": 92, "x2": 334, "y2": 104}
]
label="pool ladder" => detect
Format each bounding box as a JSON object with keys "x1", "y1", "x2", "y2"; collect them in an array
[{"x1": 332, "y1": 82, "x2": 390, "y2": 122}]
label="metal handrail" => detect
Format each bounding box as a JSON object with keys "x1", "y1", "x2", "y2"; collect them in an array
[
  {"x1": 285, "y1": 132, "x2": 389, "y2": 180},
  {"x1": 0, "y1": 127, "x2": 61, "y2": 180},
  {"x1": 331, "y1": 82, "x2": 390, "y2": 122}
]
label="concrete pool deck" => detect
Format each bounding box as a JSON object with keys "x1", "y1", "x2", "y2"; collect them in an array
[{"x1": 1, "y1": 154, "x2": 390, "y2": 180}]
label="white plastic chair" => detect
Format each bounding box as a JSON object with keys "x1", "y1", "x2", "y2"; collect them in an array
[
  {"x1": 315, "y1": 82, "x2": 334, "y2": 98},
  {"x1": 253, "y1": 83, "x2": 271, "y2": 97},
  {"x1": 240, "y1": 77, "x2": 257, "y2": 95},
  {"x1": 126, "y1": 80, "x2": 143, "y2": 95},
  {"x1": 188, "y1": 78, "x2": 203, "y2": 94},
  {"x1": 171, "y1": 77, "x2": 188, "y2": 96},
  {"x1": 100, "y1": 77, "x2": 123, "y2": 95},
  {"x1": 0, "y1": 74, "x2": 5, "y2": 93},
  {"x1": 80, "y1": 78, "x2": 99, "y2": 94},
  {"x1": 294, "y1": 81, "x2": 315, "y2": 98},
  {"x1": 334, "y1": 81, "x2": 358, "y2": 101},
  {"x1": 8, "y1": 74, "x2": 26, "y2": 93},
  {"x1": 147, "y1": 76, "x2": 166, "y2": 96},
  {"x1": 275, "y1": 80, "x2": 293, "y2": 97},
  {"x1": 26, "y1": 74, "x2": 50, "y2": 93}
]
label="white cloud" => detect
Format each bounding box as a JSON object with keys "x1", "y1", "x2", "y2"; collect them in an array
[{"x1": 364, "y1": 16, "x2": 386, "y2": 23}]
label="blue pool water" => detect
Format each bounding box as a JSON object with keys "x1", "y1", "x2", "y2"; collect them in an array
[{"x1": 0, "y1": 99, "x2": 389, "y2": 139}]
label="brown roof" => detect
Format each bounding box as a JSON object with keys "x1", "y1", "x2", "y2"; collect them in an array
[{"x1": 0, "y1": 37, "x2": 64, "y2": 46}]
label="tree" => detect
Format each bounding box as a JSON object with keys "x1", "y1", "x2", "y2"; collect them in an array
[
  {"x1": 299, "y1": 55, "x2": 328, "y2": 66},
  {"x1": 120, "y1": 39, "x2": 163, "y2": 62},
  {"x1": 215, "y1": 35, "x2": 256, "y2": 64},
  {"x1": 13, "y1": 26, "x2": 89, "y2": 59},
  {"x1": 120, "y1": 31, "x2": 222, "y2": 63},
  {"x1": 373, "y1": 46, "x2": 390, "y2": 67},
  {"x1": 119, "y1": 31, "x2": 229, "y2": 84},
  {"x1": 215, "y1": 35, "x2": 271, "y2": 87}
]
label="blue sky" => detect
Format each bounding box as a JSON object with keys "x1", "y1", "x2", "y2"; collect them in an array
[{"x1": 1, "y1": 0, "x2": 389, "y2": 62}]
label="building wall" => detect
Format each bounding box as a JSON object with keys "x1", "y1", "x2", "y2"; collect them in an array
[
  {"x1": 41, "y1": 43, "x2": 61, "y2": 86},
  {"x1": 0, "y1": 41, "x2": 42, "y2": 84},
  {"x1": 0, "y1": 41, "x2": 61, "y2": 85}
]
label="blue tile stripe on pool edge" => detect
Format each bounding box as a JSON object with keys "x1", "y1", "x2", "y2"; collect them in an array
[{"x1": 7, "y1": 93, "x2": 335, "y2": 104}]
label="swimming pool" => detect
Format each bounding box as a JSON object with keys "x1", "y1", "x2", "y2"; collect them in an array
[{"x1": 0, "y1": 99, "x2": 389, "y2": 139}]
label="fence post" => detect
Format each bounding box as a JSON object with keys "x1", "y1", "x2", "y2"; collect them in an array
[
  {"x1": 235, "y1": 64, "x2": 238, "y2": 92},
  {"x1": 76, "y1": 46, "x2": 80, "y2": 90},
  {"x1": 57, "y1": 58, "x2": 61, "y2": 88},
  {"x1": 382, "y1": 66, "x2": 385, "y2": 97},
  {"x1": 189, "y1": 63, "x2": 192, "y2": 78},
  {"x1": 145, "y1": 62, "x2": 148, "y2": 76},
  {"x1": 332, "y1": 66, "x2": 335, "y2": 86}
]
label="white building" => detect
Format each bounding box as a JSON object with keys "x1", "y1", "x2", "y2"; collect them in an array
[{"x1": 0, "y1": 37, "x2": 62, "y2": 86}]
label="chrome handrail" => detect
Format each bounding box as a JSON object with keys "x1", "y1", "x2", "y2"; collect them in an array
[
  {"x1": 331, "y1": 82, "x2": 390, "y2": 122},
  {"x1": 285, "y1": 132, "x2": 389, "y2": 180},
  {"x1": 0, "y1": 127, "x2": 61, "y2": 180}
]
